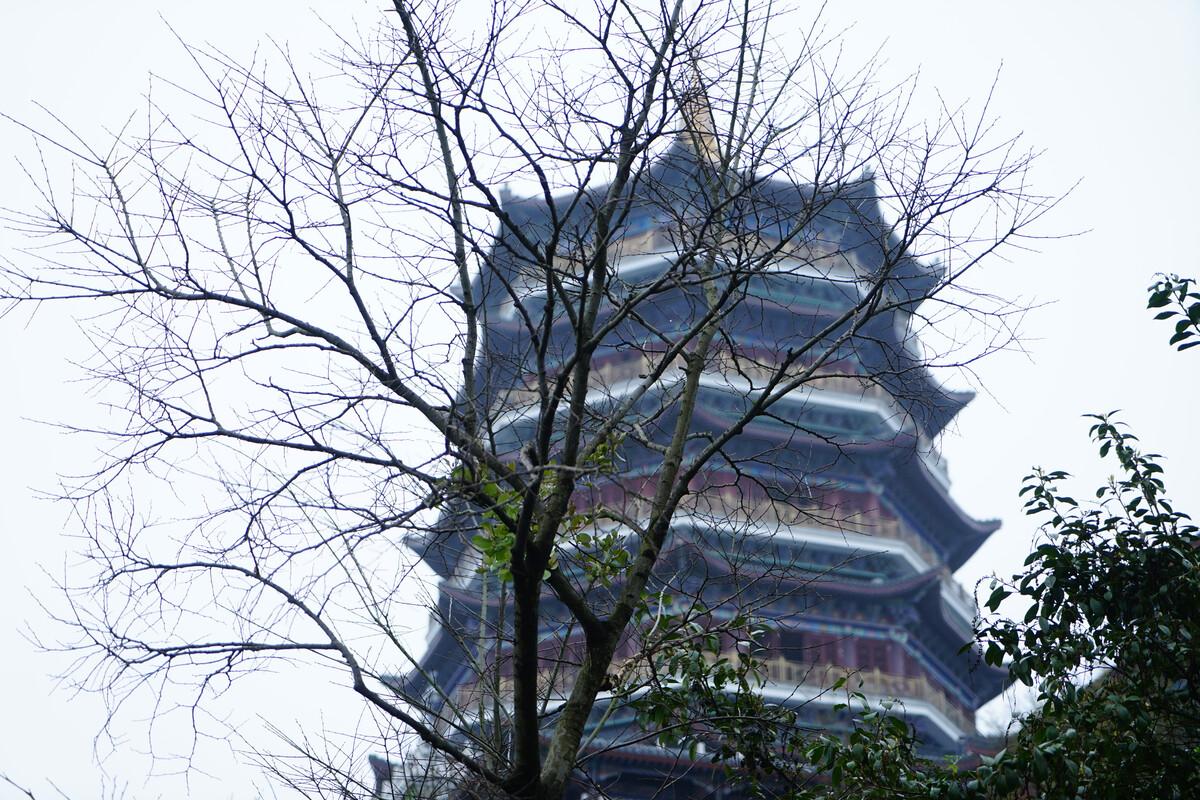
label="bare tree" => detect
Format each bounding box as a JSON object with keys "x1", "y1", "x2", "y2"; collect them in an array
[{"x1": 3, "y1": 1, "x2": 1049, "y2": 798}]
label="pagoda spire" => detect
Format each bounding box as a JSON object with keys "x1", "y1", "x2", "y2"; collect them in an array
[{"x1": 679, "y1": 64, "x2": 720, "y2": 164}]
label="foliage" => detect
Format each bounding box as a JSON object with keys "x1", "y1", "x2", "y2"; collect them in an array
[
  {"x1": 792, "y1": 412, "x2": 1200, "y2": 800},
  {"x1": 1147, "y1": 273, "x2": 1200, "y2": 351},
  {"x1": 978, "y1": 414, "x2": 1200, "y2": 798}
]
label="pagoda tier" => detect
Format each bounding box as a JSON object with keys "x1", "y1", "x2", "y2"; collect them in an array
[{"x1": 407, "y1": 503, "x2": 1004, "y2": 733}]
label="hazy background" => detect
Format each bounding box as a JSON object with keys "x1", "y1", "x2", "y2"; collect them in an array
[{"x1": 2, "y1": 1, "x2": 1197, "y2": 797}]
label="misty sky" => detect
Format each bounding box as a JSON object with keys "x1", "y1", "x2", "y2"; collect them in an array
[{"x1": 2, "y1": 2, "x2": 1198, "y2": 797}]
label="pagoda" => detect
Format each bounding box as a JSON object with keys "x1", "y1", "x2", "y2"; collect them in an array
[{"x1": 376, "y1": 110, "x2": 1007, "y2": 799}]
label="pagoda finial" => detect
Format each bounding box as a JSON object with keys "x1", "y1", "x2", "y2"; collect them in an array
[{"x1": 679, "y1": 61, "x2": 720, "y2": 164}]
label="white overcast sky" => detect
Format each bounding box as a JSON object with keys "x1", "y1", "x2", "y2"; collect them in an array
[{"x1": 2, "y1": 2, "x2": 1198, "y2": 798}]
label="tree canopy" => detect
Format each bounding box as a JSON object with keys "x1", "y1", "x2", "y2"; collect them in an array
[{"x1": 27, "y1": 1, "x2": 1199, "y2": 798}]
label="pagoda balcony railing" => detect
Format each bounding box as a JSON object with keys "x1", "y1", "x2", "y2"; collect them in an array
[
  {"x1": 544, "y1": 487, "x2": 942, "y2": 570},
  {"x1": 759, "y1": 658, "x2": 973, "y2": 735},
  {"x1": 442, "y1": 654, "x2": 972, "y2": 738},
  {"x1": 940, "y1": 572, "x2": 976, "y2": 623},
  {"x1": 504, "y1": 227, "x2": 677, "y2": 310},
  {"x1": 445, "y1": 670, "x2": 575, "y2": 724},
  {"x1": 490, "y1": 353, "x2": 898, "y2": 421},
  {"x1": 680, "y1": 490, "x2": 942, "y2": 569},
  {"x1": 679, "y1": 492, "x2": 977, "y2": 612},
  {"x1": 546, "y1": 225, "x2": 848, "y2": 278}
]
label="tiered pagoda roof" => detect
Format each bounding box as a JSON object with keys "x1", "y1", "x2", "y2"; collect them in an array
[{"x1": 388, "y1": 123, "x2": 1007, "y2": 799}]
